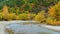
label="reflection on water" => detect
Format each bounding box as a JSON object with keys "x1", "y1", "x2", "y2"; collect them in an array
[{"x1": 5, "y1": 23, "x2": 60, "y2": 34}]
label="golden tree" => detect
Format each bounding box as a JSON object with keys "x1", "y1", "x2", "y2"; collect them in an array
[
  {"x1": 53, "y1": 1, "x2": 60, "y2": 21},
  {"x1": 47, "y1": 1, "x2": 60, "y2": 25},
  {"x1": 48, "y1": 7, "x2": 56, "y2": 17},
  {"x1": 3, "y1": 5, "x2": 8, "y2": 15}
]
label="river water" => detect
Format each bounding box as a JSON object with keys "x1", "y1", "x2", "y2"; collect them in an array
[{"x1": 0, "y1": 21, "x2": 60, "y2": 34}]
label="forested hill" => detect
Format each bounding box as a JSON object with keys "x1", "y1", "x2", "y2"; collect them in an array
[{"x1": 0, "y1": 0, "x2": 59, "y2": 13}]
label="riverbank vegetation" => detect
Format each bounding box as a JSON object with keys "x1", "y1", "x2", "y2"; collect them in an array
[{"x1": 0, "y1": 0, "x2": 60, "y2": 25}]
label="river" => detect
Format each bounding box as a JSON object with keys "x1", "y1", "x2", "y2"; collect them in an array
[{"x1": 0, "y1": 21, "x2": 60, "y2": 34}]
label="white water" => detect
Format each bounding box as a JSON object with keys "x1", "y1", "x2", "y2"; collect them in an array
[{"x1": 0, "y1": 21, "x2": 60, "y2": 34}]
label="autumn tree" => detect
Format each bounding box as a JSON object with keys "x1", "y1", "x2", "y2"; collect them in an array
[
  {"x1": 47, "y1": 1, "x2": 60, "y2": 25},
  {"x1": 3, "y1": 5, "x2": 8, "y2": 15}
]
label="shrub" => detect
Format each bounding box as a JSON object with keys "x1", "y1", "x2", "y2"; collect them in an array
[
  {"x1": 52, "y1": 1, "x2": 60, "y2": 25},
  {"x1": 18, "y1": 13, "x2": 36, "y2": 20},
  {"x1": 0, "y1": 12, "x2": 4, "y2": 20},
  {"x1": 18, "y1": 13, "x2": 30, "y2": 20},
  {"x1": 53, "y1": 1, "x2": 60, "y2": 20},
  {"x1": 4, "y1": 13, "x2": 16, "y2": 21},
  {"x1": 28, "y1": 13, "x2": 36, "y2": 20},
  {"x1": 34, "y1": 10, "x2": 46, "y2": 23},
  {"x1": 47, "y1": 1, "x2": 60, "y2": 25},
  {"x1": 3, "y1": 5, "x2": 8, "y2": 15},
  {"x1": 56, "y1": 20, "x2": 60, "y2": 25},
  {"x1": 16, "y1": 16, "x2": 20, "y2": 20},
  {"x1": 48, "y1": 7, "x2": 55, "y2": 17},
  {"x1": 46, "y1": 17, "x2": 56, "y2": 25}
]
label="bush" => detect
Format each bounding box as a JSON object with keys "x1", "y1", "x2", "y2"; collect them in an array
[
  {"x1": 47, "y1": 1, "x2": 60, "y2": 25},
  {"x1": 56, "y1": 20, "x2": 60, "y2": 25},
  {"x1": 16, "y1": 16, "x2": 20, "y2": 20},
  {"x1": 0, "y1": 12, "x2": 5, "y2": 20},
  {"x1": 48, "y1": 7, "x2": 55, "y2": 17},
  {"x1": 4, "y1": 13, "x2": 16, "y2": 21},
  {"x1": 28, "y1": 13, "x2": 36, "y2": 20},
  {"x1": 46, "y1": 17, "x2": 56, "y2": 25},
  {"x1": 3, "y1": 5, "x2": 8, "y2": 15},
  {"x1": 0, "y1": 12, "x2": 36, "y2": 21},
  {"x1": 34, "y1": 10, "x2": 46, "y2": 23},
  {"x1": 18, "y1": 13, "x2": 30, "y2": 20},
  {"x1": 18, "y1": 13, "x2": 36, "y2": 20},
  {"x1": 46, "y1": 1, "x2": 60, "y2": 25},
  {"x1": 53, "y1": 1, "x2": 60, "y2": 20}
]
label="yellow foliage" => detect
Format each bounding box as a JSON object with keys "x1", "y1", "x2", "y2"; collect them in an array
[
  {"x1": 53, "y1": 1, "x2": 60, "y2": 21},
  {"x1": 18, "y1": 13, "x2": 36, "y2": 20},
  {"x1": 46, "y1": 17, "x2": 57, "y2": 25},
  {"x1": 54, "y1": 1, "x2": 60, "y2": 10},
  {"x1": 34, "y1": 10, "x2": 46, "y2": 23},
  {"x1": 18, "y1": 13, "x2": 30, "y2": 20},
  {"x1": 0, "y1": 12, "x2": 4, "y2": 20},
  {"x1": 48, "y1": 7, "x2": 55, "y2": 17},
  {"x1": 47, "y1": 1, "x2": 60, "y2": 25},
  {"x1": 3, "y1": 5, "x2": 8, "y2": 15},
  {"x1": 4, "y1": 13, "x2": 16, "y2": 21},
  {"x1": 28, "y1": 13, "x2": 36, "y2": 19},
  {"x1": 56, "y1": 20, "x2": 60, "y2": 25},
  {"x1": 16, "y1": 16, "x2": 20, "y2": 20}
]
